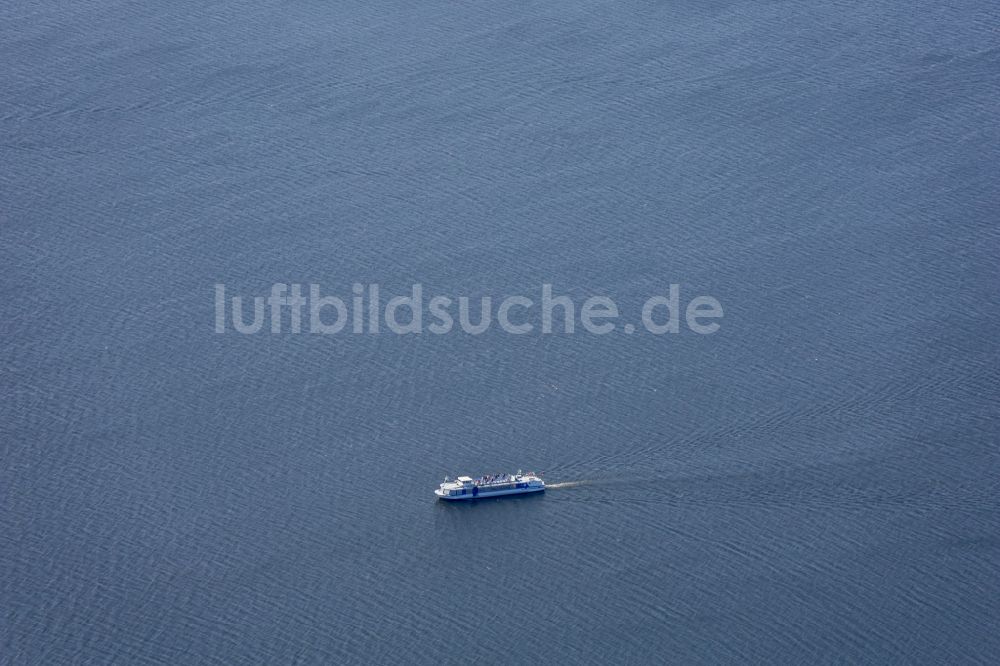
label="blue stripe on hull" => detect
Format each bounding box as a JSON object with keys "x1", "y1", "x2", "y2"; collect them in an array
[{"x1": 437, "y1": 487, "x2": 545, "y2": 501}]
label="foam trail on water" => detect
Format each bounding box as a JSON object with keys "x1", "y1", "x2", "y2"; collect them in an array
[{"x1": 546, "y1": 481, "x2": 587, "y2": 489}]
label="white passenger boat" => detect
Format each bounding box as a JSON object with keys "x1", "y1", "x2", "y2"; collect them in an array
[{"x1": 435, "y1": 471, "x2": 544, "y2": 500}]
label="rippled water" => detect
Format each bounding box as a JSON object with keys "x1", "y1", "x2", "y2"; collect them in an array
[{"x1": 3, "y1": 0, "x2": 999, "y2": 663}]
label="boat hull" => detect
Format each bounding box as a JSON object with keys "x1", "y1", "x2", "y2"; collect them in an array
[{"x1": 435, "y1": 486, "x2": 545, "y2": 501}]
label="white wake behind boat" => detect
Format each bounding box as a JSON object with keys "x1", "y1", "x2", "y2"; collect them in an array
[{"x1": 435, "y1": 471, "x2": 544, "y2": 500}]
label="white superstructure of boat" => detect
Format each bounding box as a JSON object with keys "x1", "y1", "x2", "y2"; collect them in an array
[{"x1": 435, "y1": 471, "x2": 544, "y2": 500}]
